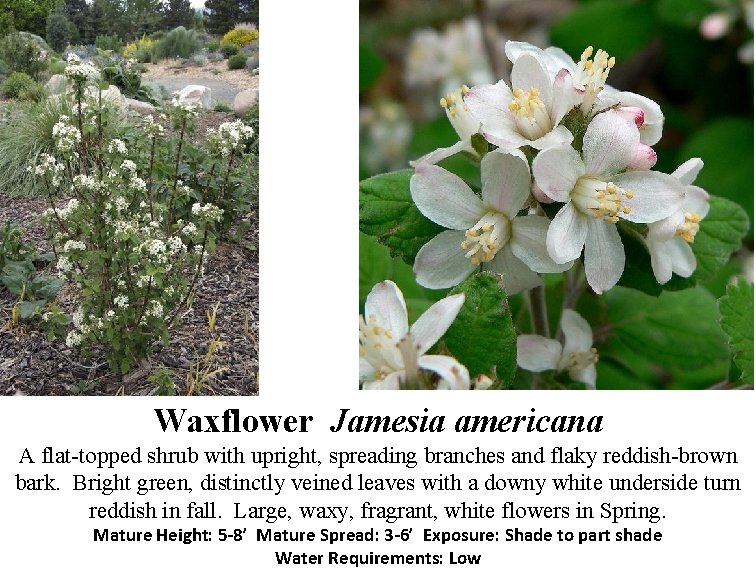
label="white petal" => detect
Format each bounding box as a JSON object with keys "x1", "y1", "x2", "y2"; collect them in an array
[
  {"x1": 484, "y1": 246, "x2": 543, "y2": 294},
  {"x1": 613, "y1": 89, "x2": 664, "y2": 146},
  {"x1": 570, "y1": 364, "x2": 597, "y2": 389},
  {"x1": 359, "y1": 357, "x2": 376, "y2": 383},
  {"x1": 648, "y1": 236, "x2": 673, "y2": 284},
  {"x1": 544, "y1": 46, "x2": 578, "y2": 75},
  {"x1": 364, "y1": 280, "x2": 408, "y2": 339},
  {"x1": 411, "y1": 293, "x2": 465, "y2": 356},
  {"x1": 560, "y1": 309, "x2": 593, "y2": 356},
  {"x1": 614, "y1": 170, "x2": 685, "y2": 224},
  {"x1": 582, "y1": 109, "x2": 639, "y2": 177},
  {"x1": 532, "y1": 145, "x2": 584, "y2": 202},
  {"x1": 362, "y1": 370, "x2": 404, "y2": 390},
  {"x1": 517, "y1": 335, "x2": 562, "y2": 371},
  {"x1": 672, "y1": 157, "x2": 704, "y2": 186},
  {"x1": 550, "y1": 69, "x2": 582, "y2": 125},
  {"x1": 583, "y1": 219, "x2": 625, "y2": 294},
  {"x1": 481, "y1": 150, "x2": 531, "y2": 217},
  {"x1": 668, "y1": 238, "x2": 697, "y2": 278},
  {"x1": 510, "y1": 215, "x2": 573, "y2": 273},
  {"x1": 411, "y1": 163, "x2": 484, "y2": 229},
  {"x1": 547, "y1": 202, "x2": 588, "y2": 264},
  {"x1": 529, "y1": 125, "x2": 574, "y2": 150},
  {"x1": 685, "y1": 185, "x2": 710, "y2": 218},
  {"x1": 465, "y1": 81, "x2": 517, "y2": 140},
  {"x1": 410, "y1": 140, "x2": 472, "y2": 167},
  {"x1": 418, "y1": 355, "x2": 470, "y2": 390},
  {"x1": 511, "y1": 53, "x2": 552, "y2": 109},
  {"x1": 505, "y1": 40, "x2": 546, "y2": 64},
  {"x1": 413, "y1": 230, "x2": 474, "y2": 289},
  {"x1": 482, "y1": 130, "x2": 528, "y2": 150}
]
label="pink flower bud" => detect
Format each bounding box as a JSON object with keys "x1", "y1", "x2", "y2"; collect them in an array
[
  {"x1": 628, "y1": 143, "x2": 657, "y2": 170},
  {"x1": 700, "y1": 13, "x2": 731, "y2": 40},
  {"x1": 618, "y1": 106, "x2": 645, "y2": 128}
]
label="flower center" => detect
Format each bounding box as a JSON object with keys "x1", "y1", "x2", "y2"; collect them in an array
[
  {"x1": 460, "y1": 211, "x2": 511, "y2": 265},
  {"x1": 675, "y1": 212, "x2": 701, "y2": 243},
  {"x1": 559, "y1": 347, "x2": 599, "y2": 372},
  {"x1": 508, "y1": 87, "x2": 552, "y2": 140},
  {"x1": 359, "y1": 314, "x2": 403, "y2": 374},
  {"x1": 571, "y1": 178, "x2": 633, "y2": 223},
  {"x1": 576, "y1": 46, "x2": 615, "y2": 114},
  {"x1": 440, "y1": 85, "x2": 479, "y2": 142}
]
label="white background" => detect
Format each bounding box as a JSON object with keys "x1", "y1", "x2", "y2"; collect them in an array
[{"x1": 1, "y1": 1, "x2": 754, "y2": 574}]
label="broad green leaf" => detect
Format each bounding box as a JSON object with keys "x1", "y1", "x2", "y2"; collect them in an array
[
  {"x1": 603, "y1": 286, "x2": 729, "y2": 371},
  {"x1": 17, "y1": 299, "x2": 46, "y2": 320},
  {"x1": 359, "y1": 232, "x2": 393, "y2": 308},
  {"x1": 550, "y1": 1, "x2": 657, "y2": 61},
  {"x1": 444, "y1": 273, "x2": 517, "y2": 386},
  {"x1": 718, "y1": 279, "x2": 754, "y2": 385},
  {"x1": 678, "y1": 119, "x2": 754, "y2": 232},
  {"x1": 359, "y1": 169, "x2": 444, "y2": 265},
  {"x1": 688, "y1": 196, "x2": 749, "y2": 281},
  {"x1": 1, "y1": 260, "x2": 34, "y2": 295},
  {"x1": 656, "y1": 0, "x2": 714, "y2": 28},
  {"x1": 359, "y1": 43, "x2": 385, "y2": 93},
  {"x1": 30, "y1": 275, "x2": 63, "y2": 301}
]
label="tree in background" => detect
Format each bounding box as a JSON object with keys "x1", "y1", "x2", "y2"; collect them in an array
[
  {"x1": 47, "y1": 1, "x2": 80, "y2": 51},
  {"x1": 125, "y1": 0, "x2": 162, "y2": 38},
  {"x1": 66, "y1": 0, "x2": 91, "y2": 43},
  {"x1": 204, "y1": 0, "x2": 259, "y2": 34},
  {"x1": 162, "y1": 0, "x2": 195, "y2": 31},
  {"x1": 239, "y1": 0, "x2": 258, "y2": 25},
  {"x1": 0, "y1": 0, "x2": 56, "y2": 37}
]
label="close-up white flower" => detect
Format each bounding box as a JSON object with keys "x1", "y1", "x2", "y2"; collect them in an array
[
  {"x1": 645, "y1": 158, "x2": 711, "y2": 284},
  {"x1": 517, "y1": 309, "x2": 598, "y2": 389},
  {"x1": 360, "y1": 280, "x2": 469, "y2": 390},
  {"x1": 532, "y1": 109, "x2": 685, "y2": 293},
  {"x1": 465, "y1": 49, "x2": 578, "y2": 151},
  {"x1": 412, "y1": 151, "x2": 571, "y2": 293}
]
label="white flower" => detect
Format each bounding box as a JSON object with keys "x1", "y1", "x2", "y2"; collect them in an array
[
  {"x1": 360, "y1": 281, "x2": 469, "y2": 390},
  {"x1": 65, "y1": 330, "x2": 83, "y2": 347},
  {"x1": 121, "y1": 159, "x2": 137, "y2": 173},
  {"x1": 63, "y1": 240, "x2": 86, "y2": 252},
  {"x1": 517, "y1": 309, "x2": 598, "y2": 389},
  {"x1": 191, "y1": 202, "x2": 223, "y2": 222},
  {"x1": 533, "y1": 110, "x2": 685, "y2": 293},
  {"x1": 106, "y1": 309, "x2": 116, "y2": 319},
  {"x1": 114, "y1": 294, "x2": 129, "y2": 308},
  {"x1": 148, "y1": 300, "x2": 164, "y2": 318},
  {"x1": 412, "y1": 85, "x2": 482, "y2": 166},
  {"x1": 465, "y1": 47, "x2": 578, "y2": 151},
  {"x1": 52, "y1": 120, "x2": 81, "y2": 154},
  {"x1": 72, "y1": 308, "x2": 84, "y2": 328},
  {"x1": 411, "y1": 151, "x2": 570, "y2": 293},
  {"x1": 646, "y1": 158, "x2": 710, "y2": 284},
  {"x1": 207, "y1": 120, "x2": 254, "y2": 157},
  {"x1": 56, "y1": 256, "x2": 73, "y2": 273},
  {"x1": 108, "y1": 139, "x2": 127, "y2": 155},
  {"x1": 167, "y1": 236, "x2": 184, "y2": 254},
  {"x1": 504, "y1": 41, "x2": 664, "y2": 145}
]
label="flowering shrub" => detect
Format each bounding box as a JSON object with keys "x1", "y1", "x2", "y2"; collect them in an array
[
  {"x1": 0, "y1": 31, "x2": 48, "y2": 78},
  {"x1": 221, "y1": 26, "x2": 259, "y2": 48},
  {"x1": 123, "y1": 35, "x2": 155, "y2": 63},
  {"x1": 30, "y1": 56, "x2": 254, "y2": 374},
  {"x1": 359, "y1": 41, "x2": 751, "y2": 390}
]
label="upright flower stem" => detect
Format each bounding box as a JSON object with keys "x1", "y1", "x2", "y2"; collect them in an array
[{"x1": 527, "y1": 285, "x2": 550, "y2": 338}]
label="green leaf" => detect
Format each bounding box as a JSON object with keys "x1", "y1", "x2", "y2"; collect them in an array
[
  {"x1": 719, "y1": 279, "x2": 754, "y2": 385},
  {"x1": 359, "y1": 43, "x2": 385, "y2": 93},
  {"x1": 616, "y1": 222, "x2": 665, "y2": 296},
  {"x1": 17, "y1": 299, "x2": 46, "y2": 319},
  {"x1": 604, "y1": 286, "x2": 729, "y2": 373},
  {"x1": 656, "y1": 0, "x2": 714, "y2": 28},
  {"x1": 359, "y1": 169, "x2": 444, "y2": 265},
  {"x1": 688, "y1": 196, "x2": 749, "y2": 281},
  {"x1": 30, "y1": 275, "x2": 63, "y2": 301},
  {"x1": 443, "y1": 272, "x2": 517, "y2": 386},
  {"x1": 1, "y1": 260, "x2": 34, "y2": 295},
  {"x1": 678, "y1": 119, "x2": 754, "y2": 232},
  {"x1": 550, "y1": 1, "x2": 657, "y2": 61}
]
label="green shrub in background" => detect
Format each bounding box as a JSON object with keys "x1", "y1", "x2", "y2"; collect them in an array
[
  {"x1": 95, "y1": 33, "x2": 122, "y2": 52},
  {"x1": 207, "y1": 39, "x2": 221, "y2": 52},
  {"x1": 97, "y1": 52, "x2": 159, "y2": 105},
  {"x1": 154, "y1": 26, "x2": 200, "y2": 60},
  {"x1": 227, "y1": 53, "x2": 247, "y2": 70},
  {"x1": 0, "y1": 32, "x2": 49, "y2": 78},
  {"x1": 48, "y1": 59, "x2": 67, "y2": 75},
  {"x1": 2, "y1": 72, "x2": 36, "y2": 98},
  {"x1": 220, "y1": 43, "x2": 238, "y2": 58}
]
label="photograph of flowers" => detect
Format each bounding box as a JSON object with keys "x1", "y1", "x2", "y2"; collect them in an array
[{"x1": 358, "y1": 0, "x2": 753, "y2": 390}]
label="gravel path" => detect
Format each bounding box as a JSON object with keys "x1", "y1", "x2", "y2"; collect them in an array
[{"x1": 147, "y1": 77, "x2": 241, "y2": 105}]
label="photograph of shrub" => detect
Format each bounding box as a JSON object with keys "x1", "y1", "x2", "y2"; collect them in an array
[
  {"x1": 359, "y1": 0, "x2": 753, "y2": 390},
  {"x1": 0, "y1": 1, "x2": 259, "y2": 395}
]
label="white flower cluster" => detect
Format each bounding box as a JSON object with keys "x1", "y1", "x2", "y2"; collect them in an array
[
  {"x1": 73, "y1": 174, "x2": 102, "y2": 193},
  {"x1": 63, "y1": 240, "x2": 86, "y2": 252},
  {"x1": 191, "y1": 202, "x2": 223, "y2": 222},
  {"x1": 169, "y1": 100, "x2": 202, "y2": 119},
  {"x1": 44, "y1": 198, "x2": 81, "y2": 222},
  {"x1": 29, "y1": 154, "x2": 65, "y2": 186},
  {"x1": 64, "y1": 54, "x2": 100, "y2": 84},
  {"x1": 411, "y1": 41, "x2": 708, "y2": 296},
  {"x1": 52, "y1": 118, "x2": 81, "y2": 154},
  {"x1": 142, "y1": 115, "x2": 166, "y2": 137},
  {"x1": 114, "y1": 294, "x2": 129, "y2": 309},
  {"x1": 206, "y1": 120, "x2": 255, "y2": 157},
  {"x1": 56, "y1": 256, "x2": 73, "y2": 274},
  {"x1": 108, "y1": 139, "x2": 127, "y2": 155},
  {"x1": 121, "y1": 159, "x2": 137, "y2": 173}
]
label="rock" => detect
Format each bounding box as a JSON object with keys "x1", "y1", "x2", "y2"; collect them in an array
[
  {"x1": 85, "y1": 84, "x2": 127, "y2": 114},
  {"x1": 126, "y1": 97, "x2": 156, "y2": 114},
  {"x1": 46, "y1": 74, "x2": 67, "y2": 95},
  {"x1": 176, "y1": 84, "x2": 212, "y2": 109},
  {"x1": 234, "y1": 89, "x2": 258, "y2": 117}
]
